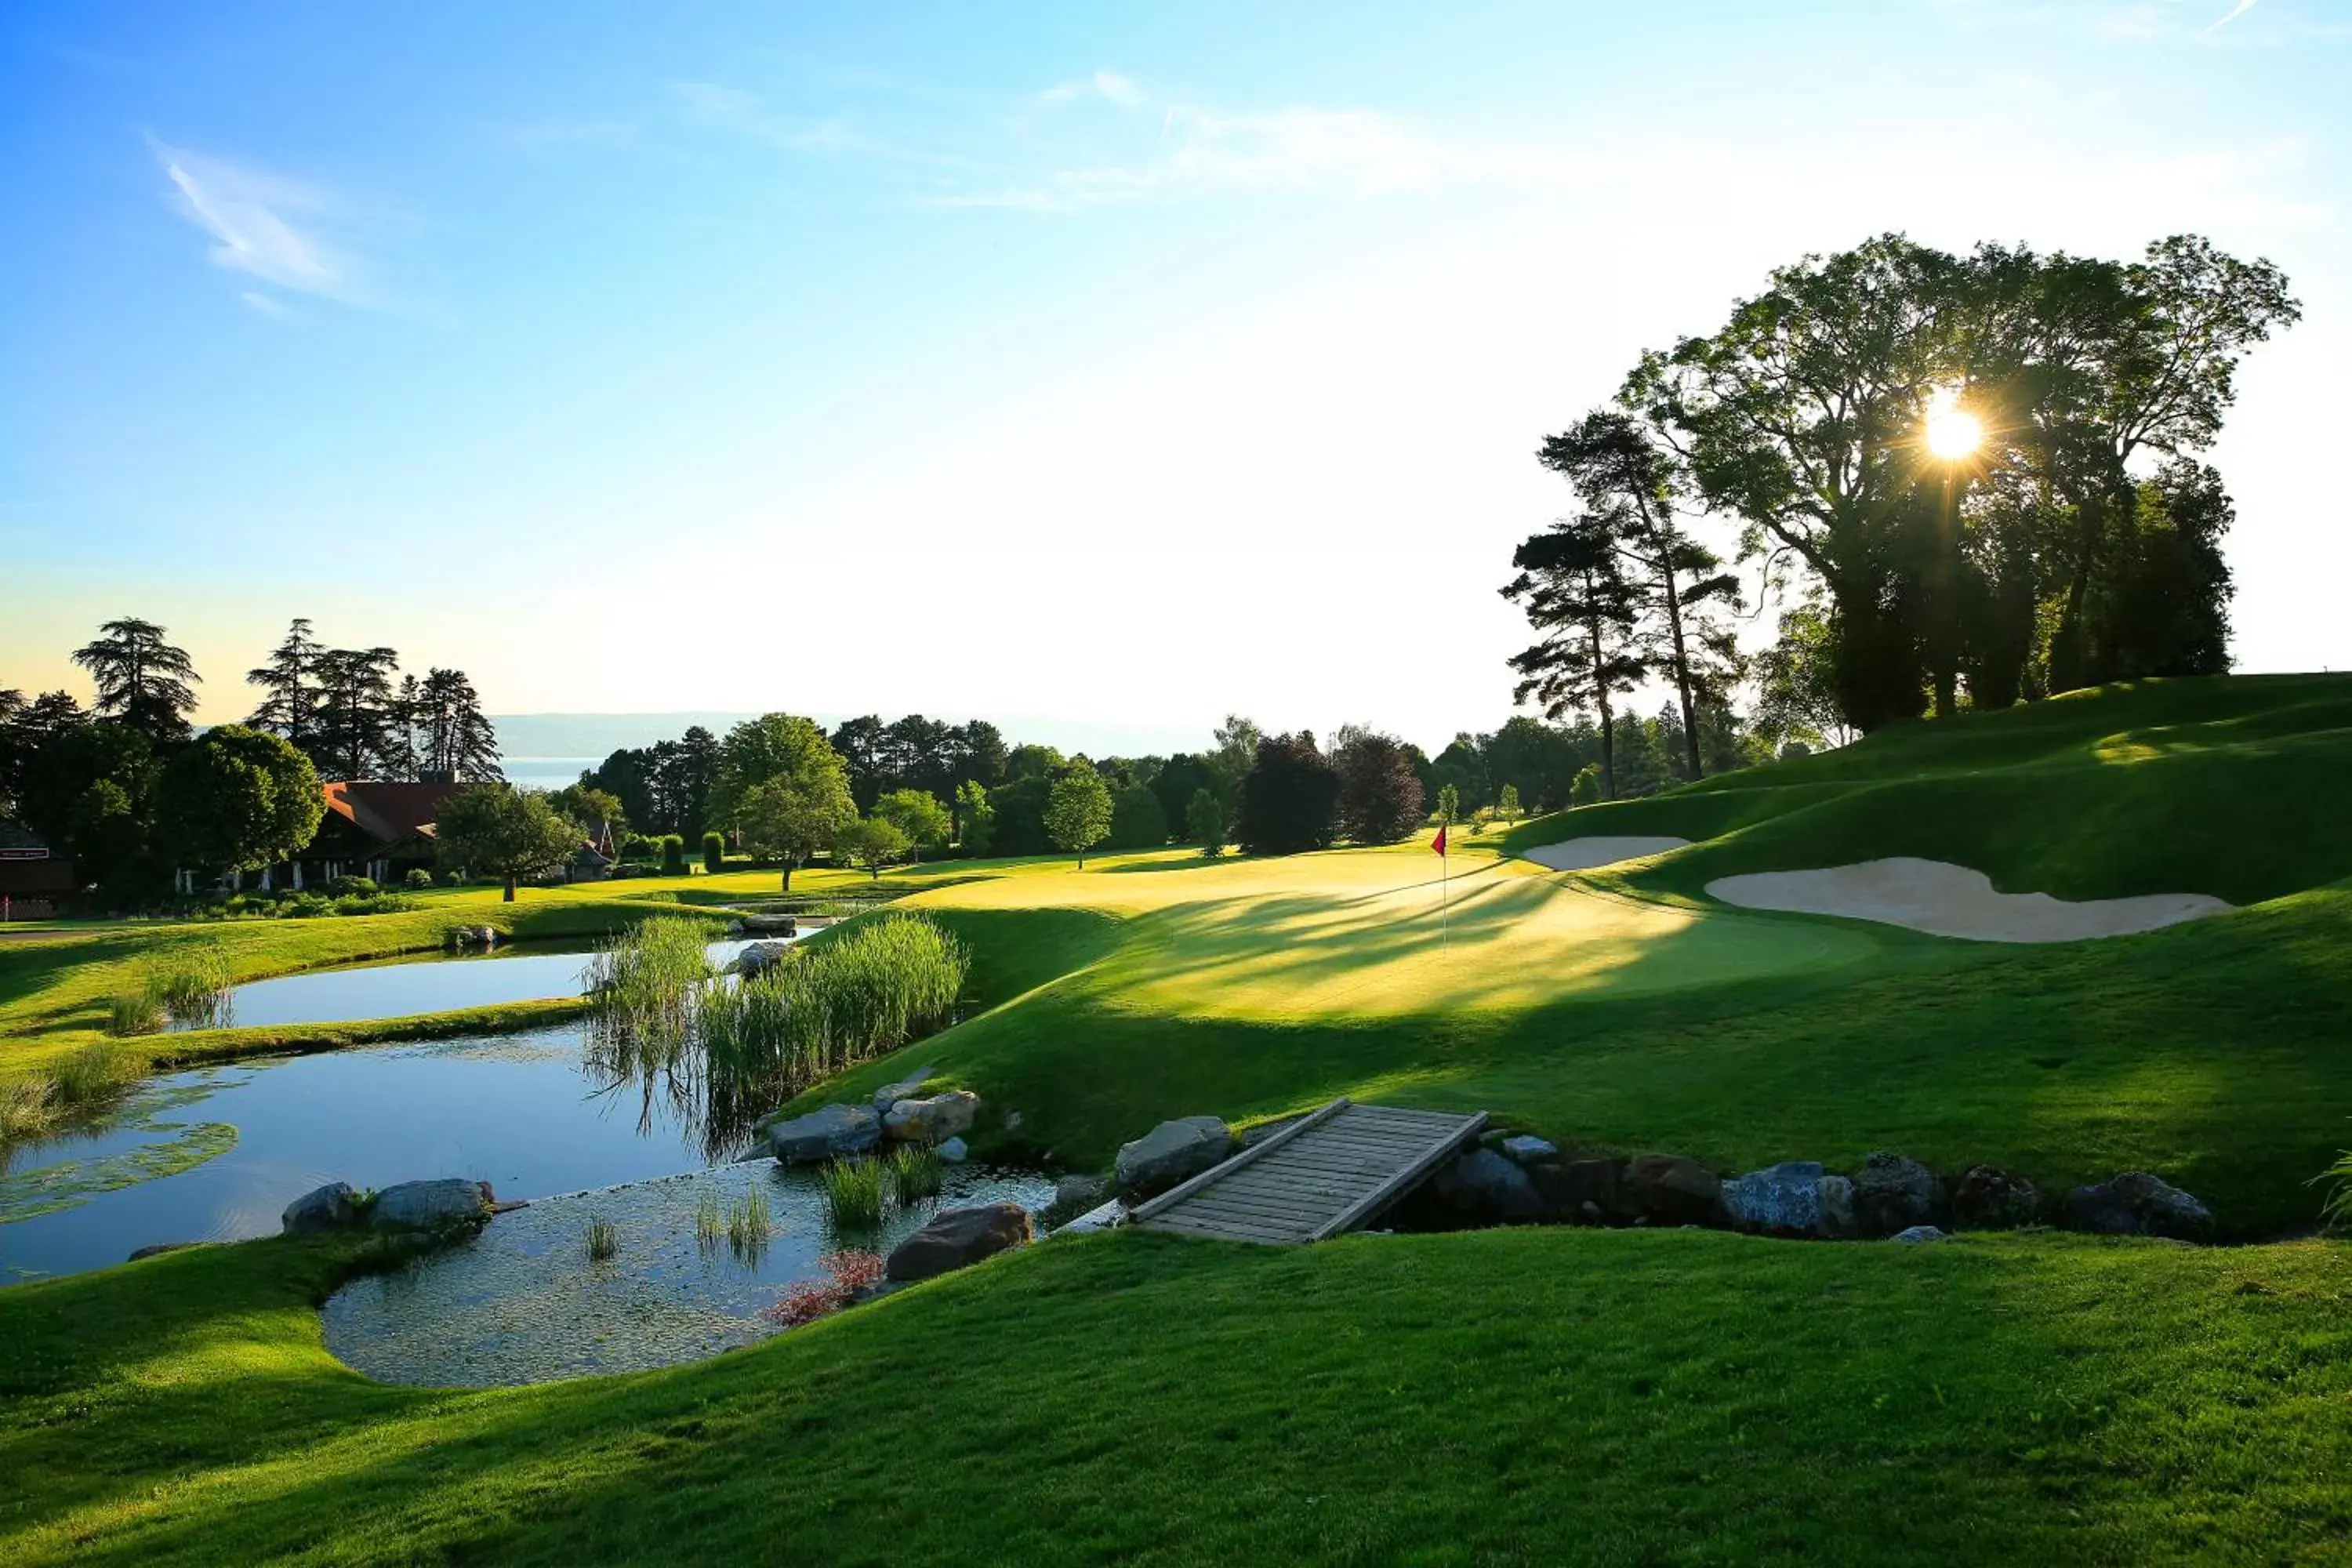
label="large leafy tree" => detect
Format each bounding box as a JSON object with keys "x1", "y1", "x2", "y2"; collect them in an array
[
  {"x1": 1502, "y1": 512, "x2": 1646, "y2": 800},
  {"x1": 158, "y1": 724, "x2": 325, "y2": 880},
  {"x1": 1106, "y1": 782, "x2": 1170, "y2": 850},
  {"x1": 1330, "y1": 727, "x2": 1425, "y2": 844},
  {"x1": 737, "y1": 772, "x2": 857, "y2": 889},
  {"x1": 1235, "y1": 732, "x2": 1340, "y2": 856},
  {"x1": 713, "y1": 715, "x2": 850, "y2": 829},
  {"x1": 1043, "y1": 761, "x2": 1115, "y2": 868},
  {"x1": 434, "y1": 786, "x2": 579, "y2": 902},
  {"x1": 873, "y1": 787, "x2": 952, "y2": 851},
  {"x1": 72, "y1": 618, "x2": 201, "y2": 745},
  {"x1": 833, "y1": 815, "x2": 913, "y2": 881}
]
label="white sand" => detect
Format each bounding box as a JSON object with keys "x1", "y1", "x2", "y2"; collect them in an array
[
  {"x1": 1523, "y1": 836, "x2": 1693, "y2": 872},
  {"x1": 1705, "y1": 857, "x2": 2231, "y2": 943}
]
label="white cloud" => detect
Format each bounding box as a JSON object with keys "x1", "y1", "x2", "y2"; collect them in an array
[
  {"x1": 2209, "y1": 0, "x2": 2260, "y2": 28},
  {"x1": 151, "y1": 140, "x2": 380, "y2": 307},
  {"x1": 238, "y1": 290, "x2": 291, "y2": 318},
  {"x1": 1041, "y1": 71, "x2": 1144, "y2": 108}
]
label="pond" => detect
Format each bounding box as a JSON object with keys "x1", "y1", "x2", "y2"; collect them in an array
[
  {"x1": 324, "y1": 1160, "x2": 1055, "y2": 1387},
  {"x1": 0, "y1": 1027, "x2": 754, "y2": 1283},
  {"x1": 172, "y1": 935, "x2": 768, "y2": 1032}
]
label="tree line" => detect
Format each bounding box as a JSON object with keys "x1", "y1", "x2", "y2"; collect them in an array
[
  {"x1": 0, "y1": 617, "x2": 499, "y2": 902},
  {"x1": 1505, "y1": 232, "x2": 2295, "y2": 783}
]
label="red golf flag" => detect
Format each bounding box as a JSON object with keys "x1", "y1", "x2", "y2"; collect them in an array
[{"x1": 1432, "y1": 823, "x2": 1447, "y2": 856}]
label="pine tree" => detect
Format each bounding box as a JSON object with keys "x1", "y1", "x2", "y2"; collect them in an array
[
  {"x1": 245, "y1": 618, "x2": 323, "y2": 750},
  {"x1": 1501, "y1": 513, "x2": 1646, "y2": 800},
  {"x1": 71, "y1": 618, "x2": 201, "y2": 745}
]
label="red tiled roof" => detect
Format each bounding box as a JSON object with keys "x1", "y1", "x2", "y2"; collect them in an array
[{"x1": 321, "y1": 781, "x2": 468, "y2": 848}]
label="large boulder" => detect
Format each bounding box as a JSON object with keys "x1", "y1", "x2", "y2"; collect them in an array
[
  {"x1": 871, "y1": 1067, "x2": 937, "y2": 1115},
  {"x1": 1854, "y1": 1152, "x2": 1949, "y2": 1236},
  {"x1": 1951, "y1": 1163, "x2": 2042, "y2": 1229},
  {"x1": 2063, "y1": 1172, "x2": 2214, "y2": 1242},
  {"x1": 739, "y1": 913, "x2": 798, "y2": 936},
  {"x1": 1116, "y1": 1116, "x2": 1235, "y2": 1203},
  {"x1": 731, "y1": 940, "x2": 793, "y2": 978},
  {"x1": 370, "y1": 1178, "x2": 493, "y2": 1232},
  {"x1": 1431, "y1": 1149, "x2": 1549, "y2": 1221},
  {"x1": 883, "y1": 1091, "x2": 980, "y2": 1144},
  {"x1": 1530, "y1": 1157, "x2": 1623, "y2": 1222},
  {"x1": 1815, "y1": 1174, "x2": 1859, "y2": 1239},
  {"x1": 1623, "y1": 1156, "x2": 1722, "y2": 1226},
  {"x1": 884, "y1": 1202, "x2": 1035, "y2": 1283},
  {"x1": 1721, "y1": 1161, "x2": 1825, "y2": 1235},
  {"x1": 768, "y1": 1103, "x2": 881, "y2": 1163},
  {"x1": 282, "y1": 1181, "x2": 358, "y2": 1234}
]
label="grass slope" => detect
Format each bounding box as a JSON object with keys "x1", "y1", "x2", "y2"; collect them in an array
[{"x1": 2, "y1": 1229, "x2": 2347, "y2": 1566}]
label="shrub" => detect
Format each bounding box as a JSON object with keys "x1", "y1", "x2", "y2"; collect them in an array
[
  {"x1": 327, "y1": 874, "x2": 378, "y2": 898},
  {"x1": 661, "y1": 835, "x2": 687, "y2": 876},
  {"x1": 1236, "y1": 732, "x2": 1341, "y2": 855},
  {"x1": 441, "y1": 869, "x2": 463, "y2": 886},
  {"x1": 702, "y1": 832, "x2": 726, "y2": 874},
  {"x1": 1570, "y1": 764, "x2": 1603, "y2": 808},
  {"x1": 405, "y1": 868, "x2": 435, "y2": 889},
  {"x1": 761, "y1": 1249, "x2": 887, "y2": 1328},
  {"x1": 1188, "y1": 787, "x2": 1230, "y2": 858}
]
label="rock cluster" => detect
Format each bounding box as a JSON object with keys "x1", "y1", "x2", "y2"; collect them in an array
[
  {"x1": 279, "y1": 1178, "x2": 497, "y2": 1236},
  {"x1": 765, "y1": 1083, "x2": 985, "y2": 1163}
]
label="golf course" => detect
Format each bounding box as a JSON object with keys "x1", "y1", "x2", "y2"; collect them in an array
[{"x1": 3, "y1": 672, "x2": 2349, "y2": 1564}]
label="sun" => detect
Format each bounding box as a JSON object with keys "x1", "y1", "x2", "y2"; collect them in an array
[{"x1": 1923, "y1": 388, "x2": 1984, "y2": 461}]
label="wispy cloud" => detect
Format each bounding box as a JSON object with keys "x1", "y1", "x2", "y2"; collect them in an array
[
  {"x1": 1040, "y1": 71, "x2": 1142, "y2": 108},
  {"x1": 238, "y1": 290, "x2": 291, "y2": 319},
  {"x1": 151, "y1": 138, "x2": 379, "y2": 309},
  {"x1": 672, "y1": 81, "x2": 858, "y2": 153},
  {"x1": 2207, "y1": 0, "x2": 2260, "y2": 28}
]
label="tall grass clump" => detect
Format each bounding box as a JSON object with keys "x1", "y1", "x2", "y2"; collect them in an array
[
  {"x1": 702, "y1": 913, "x2": 968, "y2": 1106},
  {"x1": 586, "y1": 1216, "x2": 619, "y2": 1262},
  {"x1": 817, "y1": 1157, "x2": 886, "y2": 1229},
  {"x1": 146, "y1": 945, "x2": 234, "y2": 1030},
  {"x1": 887, "y1": 1142, "x2": 944, "y2": 1204},
  {"x1": 695, "y1": 1190, "x2": 724, "y2": 1257},
  {"x1": 727, "y1": 1185, "x2": 772, "y2": 1262},
  {"x1": 109, "y1": 990, "x2": 165, "y2": 1037}
]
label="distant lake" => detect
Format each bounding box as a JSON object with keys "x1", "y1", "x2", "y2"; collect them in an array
[{"x1": 501, "y1": 757, "x2": 598, "y2": 789}]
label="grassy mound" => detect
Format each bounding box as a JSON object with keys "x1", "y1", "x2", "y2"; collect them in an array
[
  {"x1": 3, "y1": 1228, "x2": 2347, "y2": 1565},
  {"x1": 1504, "y1": 673, "x2": 2352, "y2": 905}
]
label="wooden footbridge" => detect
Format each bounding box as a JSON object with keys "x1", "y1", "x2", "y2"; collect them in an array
[{"x1": 1131, "y1": 1098, "x2": 1488, "y2": 1244}]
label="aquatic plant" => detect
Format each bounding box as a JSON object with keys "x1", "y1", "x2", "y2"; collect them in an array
[
  {"x1": 760, "y1": 1249, "x2": 887, "y2": 1329},
  {"x1": 586, "y1": 1216, "x2": 619, "y2": 1262},
  {"x1": 584, "y1": 916, "x2": 717, "y2": 1039},
  {"x1": 726, "y1": 1185, "x2": 772, "y2": 1263},
  {"x1": 144, "y1": 946, "x2": 234, "y2": 1031},
  {"x1": 108, "y1": 990, "x2": 165, "y2": 1037},
  {"x1": 887, "y1": 1142, "x2": 943, "y2": 1205},
  {"x1": 694, "y1": 1190, "x2": 724, "y2": 1257},
  {"x1": 816, "y1": 1156, "x2": 886, "y2": 1229}
]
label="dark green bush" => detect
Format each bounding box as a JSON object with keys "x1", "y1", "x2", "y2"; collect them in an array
[
  {"x1": 405, "y1": 868, "x2": 435, "y2": 889},
  {"x1": 702, "y1": 832, "x2": 726, "y2": 874},
  {"x1": 660, "y1": 835, "x2": 687, "y2": 875}
]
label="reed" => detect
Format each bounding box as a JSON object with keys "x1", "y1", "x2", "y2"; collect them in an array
[
  {"x1": 887, "y1": 1142, "x2": 944, "y2": 1205},
  {"x1": 145, "y1": 946, "x2": 234, "y2": 1031},
  {"x1": 109, "y1": 990, "x2": 165, "y2": 1037},
  {"x1": 727, "y1": 1185, "x2": 772, "y2": 1263},
  {"x1": 695, "y1": 1190, "x2": 724, "y2": 1256},
  {"x1": 816, "y1": 1156, "x2": 886, "y2": 1229},
  {"x1": 586, "y1": 1216, "x2": 619, "y2": 1262}
]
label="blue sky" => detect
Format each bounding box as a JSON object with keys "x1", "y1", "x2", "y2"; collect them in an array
[{"x1": 3, "y1": 0, "x2": 2346, "y2": 752}]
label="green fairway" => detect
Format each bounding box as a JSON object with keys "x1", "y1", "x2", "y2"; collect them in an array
[{"x1": 2, "y1": 1225, "x2": 2347, "y2": 1566}]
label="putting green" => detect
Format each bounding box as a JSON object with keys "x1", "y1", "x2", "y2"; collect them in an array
[{"x1": 909, "y1": 840, "x2": 1890, "y2": 1021}]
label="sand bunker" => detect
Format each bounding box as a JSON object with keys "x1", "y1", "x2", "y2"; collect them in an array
[
  {"x1": 1705, "y1": 857, "x2": 2230, "y2": 943},
  {"x1": 1523, "y1": 836, "x2": 1693, "y2": 872}
]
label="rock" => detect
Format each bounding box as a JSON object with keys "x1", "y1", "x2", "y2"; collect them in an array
[
  {"x1": 883, "y1": 1090, "x2": 981, "y2": 1143},
  {"x1": 446, "y1": 924, "x2": 497, "y2": 948},
  {"x1": 370, "y1": 1178, "x2": 493, "y2": 1232},
  {"x1": 1115, "y1": 1116, "x2": 1235, "y2": 1203},
  {"x1": 128, "y1": 1241, "x2": 208, "y2": 1261},
  {"x1": 1891, "y1": 1225, "x2": 1949, "y2": 1245},
  {"x1": 1431, "y1": 1149, "x2": 1549, "y2": 1221},
  {"x1": 2064, "y1": 1171, "x2": 2214, "y2": 1242},
  {"x1": 731, "y1": 940, "x2": 793, "y2": 978},
  {"x1": 1530, "y1": 1157, "x2": 1623, "y2": 1221},
  {"x1": 1815, "y1": 1174, "x2": 1858, "y2": 1239},
  {"x1": 1854, "y1": 1152, "x2": 1949, "y2": 1236},
  {"x1": 1721, "y1": 1161, "x2": 1825, "y2": 1235},
  {"x1": 1623, "y1": 1155, "x2": 1722, "y2": 1227},
  {"x1": 870, "y1": 1067, "x2": 937, "y2": 1114},
  {"x1": 884, "y1": 1201, "x2": 1036, "y2": 1282},
  {"x1": 1951, "y1": 1163, "x2": 2042, "y2": 1229},
  {"x1": 282, "y1": 1181, "x2": 358, "y2": 1234},
  {"x1": 739, "y1": 913, "x2": 798, "y2": 936},
  {"x1": 768, "y1": 1103, "x2": 881, "y2": 1163},
  {"x1": 1055, "y1": 1174, "x2": 1110, "y2": 1211},
  {"x1": 1500, "y1": 1134, "x2": 1559, "y2": 1164},
  {"x1": 1053, "y1": 1199, "x2": 1126, "y2": 1236},
  {"x1": 936, "y1": 1136, "x2": 969, "y2": 1163}
]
